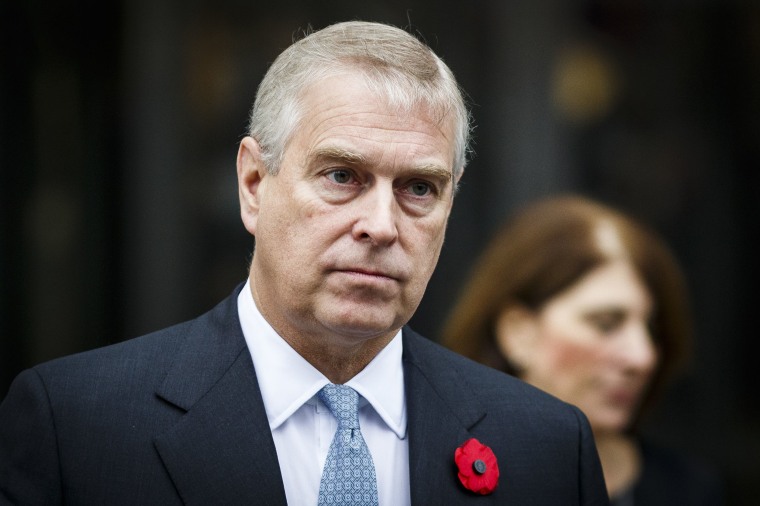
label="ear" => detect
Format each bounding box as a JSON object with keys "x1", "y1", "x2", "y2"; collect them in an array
[
  {"x1": 494, "y1": 305, "x2": 539, "y2": 371},
  {"x1": 237, "y1": 136, "x2": 267, "y2": 236}
]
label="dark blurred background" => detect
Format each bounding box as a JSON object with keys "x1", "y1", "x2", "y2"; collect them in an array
[{"x1": 1, "y1": 0, "x2": 758, "y2": 503}]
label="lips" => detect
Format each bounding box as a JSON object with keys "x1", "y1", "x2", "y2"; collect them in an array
[
  {"x1": 340, "y1": 267, "x2": 398, "y2": 280},
  {"x1": 331, "y1": 269, "x2": 402, "y2": 290},
  {"x1": 606, "y1": 385, "x2": 645, "y2": 407},
  {"x1": 328, "y1": 259, "x2": 406, "y2": 281},
  {"x1": 609, "y1": 390, "x2": 635, "y2": 406}
]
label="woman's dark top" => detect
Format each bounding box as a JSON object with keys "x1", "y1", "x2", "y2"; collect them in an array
[{"x1": 610, "y1": 439, "x2": 725, "y2": 506}]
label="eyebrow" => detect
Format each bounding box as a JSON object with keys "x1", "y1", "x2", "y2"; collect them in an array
[
  {"x1": 310, "y1": 146, "x2": 454, "y2": 183},
  {"x1": 582, "y1": 307, "x2": 627, "y2": 317},
  {"x1": 311, "y1": 146, "x2": 368, "y2": 165}
]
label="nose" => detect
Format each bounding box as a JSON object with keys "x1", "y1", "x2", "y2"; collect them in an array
[
  {"x1": 619, "y1": 321, "x2": 658, "y2": 374},
  {"x1": 351, "y1": 184, "x2": 399, "y2": 246}
]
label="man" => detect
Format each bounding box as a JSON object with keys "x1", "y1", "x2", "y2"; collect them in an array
[{"x1": 0, "y1": 21, "x2": 609, "y2": 505}]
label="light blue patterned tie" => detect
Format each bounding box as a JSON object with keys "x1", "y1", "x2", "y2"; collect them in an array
[{"x1": 317, "y1": 384, "x2": 379, "y2": 506}]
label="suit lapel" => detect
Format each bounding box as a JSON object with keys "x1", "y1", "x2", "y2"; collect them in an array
[
  {"x1": 403, "y1": 328, "x2": 492, "y2": 504},
  {"x1": 153, "y1": 288, "x2": 287, "y2": 506},
  {"x1": 149, "y1": 299, "x2": 494, "y2": 505}
]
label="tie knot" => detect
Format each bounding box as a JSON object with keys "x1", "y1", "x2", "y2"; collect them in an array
[{"x1": 319, "y1": 384, "x2": 359, "y2": 429}]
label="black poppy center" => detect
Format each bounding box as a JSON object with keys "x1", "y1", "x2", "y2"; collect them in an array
[{"x1": 472, "y1": 459, "x2": 487, "y2": 474}]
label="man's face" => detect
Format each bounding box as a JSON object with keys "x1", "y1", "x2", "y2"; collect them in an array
[{"x1": 238, "y1": 72, "x2": 458, "y2": 348}]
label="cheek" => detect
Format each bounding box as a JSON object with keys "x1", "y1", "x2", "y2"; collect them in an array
[
  {"x1": 408, "y1": 213, "x2": 448, "y2": 257},
  {"x1": 267, "y1": 192, "x2": 336, "y2": 246},
  {"x1": 549, "y1": 340, "x2": 597, "y2": 367},
  {"x1": 526, "y1": 336, "x2": 608, "y2": 408},
  {"x1": 536, "y1": 331, "x2": 604, "y2": 379}
]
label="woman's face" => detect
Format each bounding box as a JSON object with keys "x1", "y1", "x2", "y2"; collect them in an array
[{"x1": 500, "y1": 261, "x2": 659, "y2": 434}]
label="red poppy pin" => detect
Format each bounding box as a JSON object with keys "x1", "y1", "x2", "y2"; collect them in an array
[{"x1": 454, "y1": 438, "x2": 500, "y2": 495}]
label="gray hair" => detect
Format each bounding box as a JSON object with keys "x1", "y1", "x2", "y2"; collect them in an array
[{"x1": 248, "y1": 21, "x2": 472, "y2": 178}]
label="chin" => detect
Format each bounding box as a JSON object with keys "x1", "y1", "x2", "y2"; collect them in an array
[
  {"x1": 589, "y1": 413, "x2": 633, "y2": 436},
  {"x1": 327, "y1": 327, "x2": 398, "y2": 347},
  {"x1": 322, "y1": 302, "x2": 406, "y2": 336},
  {"x1": 323, "y1": 315, "x2": 400, "y2": 341}
]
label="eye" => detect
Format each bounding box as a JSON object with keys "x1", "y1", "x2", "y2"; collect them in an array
[
  {"x1": 585, "y1": 311, "x2": 625, "y2": 334},
  {"x1": 399, "y1": 180, "x2": 438, "y2": 198},
  {"x1": 409, "y1": 181, "x2": 432, "y2": 197},
  {"x1": 326, "y1": 169, "x2": 353, "y2": 184}
]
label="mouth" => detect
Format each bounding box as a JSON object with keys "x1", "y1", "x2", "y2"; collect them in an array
[
  {"x1": 329, "y1": 256, "x2": 403, "y2": 275},
  {"x1": 327, "y1": 260, "x2": 409, "y2": 289},
  {"x1": 336, "y1": 268, "x2": 399, "y2": 282},
  {"x1": 333, "y1": 268, "x2": 399, "y2": 285},
  {"x1": 607, "y1": 387, "x2": 643, "y2": 407}
]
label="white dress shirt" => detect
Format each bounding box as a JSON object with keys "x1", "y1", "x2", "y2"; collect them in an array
[{"x1": 237, "y1": 280, "x2": 411, "y2": 506}]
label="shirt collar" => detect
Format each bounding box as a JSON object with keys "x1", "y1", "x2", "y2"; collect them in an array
[{"x1": 237, "y1": 279, "x2": 407, "y2": 439}]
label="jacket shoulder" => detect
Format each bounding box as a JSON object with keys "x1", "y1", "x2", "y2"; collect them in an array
[{"x1": 29, "y1": 287, "x2": 243, "y2": 399}]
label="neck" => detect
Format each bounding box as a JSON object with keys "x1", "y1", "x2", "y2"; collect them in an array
[
  {"x1": 248, "y1": 272, "x2": 397, "y2": 383},
  {"x1": 593, "y1": 432, "x2": 642, "y2": 498},
  {"x1": 288, "y1": 333, "x2": 395, "y2": 384}
]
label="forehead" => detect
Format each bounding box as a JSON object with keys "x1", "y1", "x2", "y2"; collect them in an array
[
  {"x1": 290, "y1": 72, "x2": 456, "y2": 171},
  {"x1": 551, "y1": 261, "x2": 652, "y2": 309}
]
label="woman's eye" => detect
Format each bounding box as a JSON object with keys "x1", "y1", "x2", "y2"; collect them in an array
[
  {"x1": 327, "y1": 169, "x2": 352, "y2": 184},
  {"x1": 595, "y1": 318, "x2": 620, "y2": 333},
  {"x1": 586, "y1": 312, "x2": 624, "y2": 334}
]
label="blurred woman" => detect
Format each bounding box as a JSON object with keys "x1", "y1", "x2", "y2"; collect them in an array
[{"x1": 442, "y1": 194, "x2": 723, "y2": 505}]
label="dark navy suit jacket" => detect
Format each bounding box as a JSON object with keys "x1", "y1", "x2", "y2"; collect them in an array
[{"x1": 0, "y1": 285, "x2": 609, "y2": 505}]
